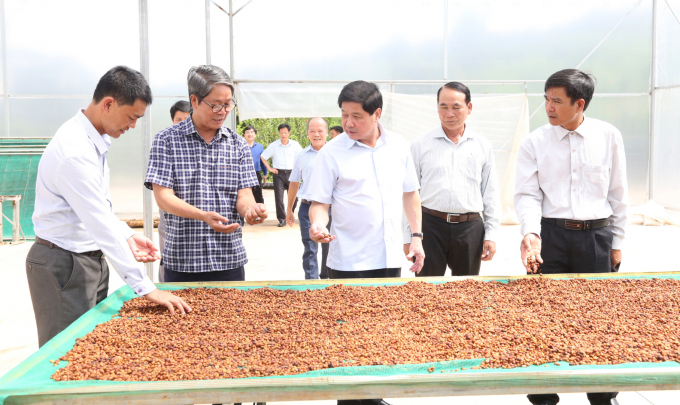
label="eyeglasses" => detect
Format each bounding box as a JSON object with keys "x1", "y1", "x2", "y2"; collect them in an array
[{"x1": 202, "y1": 99, "x2": 237, "y2": 113}]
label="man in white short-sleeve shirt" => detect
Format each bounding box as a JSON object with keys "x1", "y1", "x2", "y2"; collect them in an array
[{"x1": 308, "y1": 81, "x2": 425, "y2": 279}]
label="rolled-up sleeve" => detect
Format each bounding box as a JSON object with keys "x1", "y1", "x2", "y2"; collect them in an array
[
  {"x1": 289, "y1": 152, "x2": 304, "y2": 183},
  {"x1": 608, "y1": 130, "x2": 628, "y2": 249},
  {"x1": 514, "y1": 138, "x2": 544, "y2": 238},
  {"x1": 58, "y1": 157, "x2": 156, "y2": 296},
  {"x1": 144, "y1": 133, "x2": 173, "y2": 190}
]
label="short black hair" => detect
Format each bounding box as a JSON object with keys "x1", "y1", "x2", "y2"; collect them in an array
[
  {"x1": 337, "y1": 81, "x2": 382, "y2": 115},
  {"x1": 330, "y1": 125, "x2": 343, "y2": 134},
  {"x1": 92, "y1": 66, "x2": 153, "y2": 106},
  {"x1": 545, "y1": 69, "x2": 596, "y2": 111},
  {"x1": 170, "y1": 100, "x2": 191, "y2": 120},
  {"x1": 243, "y1": 125, "x2": 257, "y2": 134},
  {"x1": 278, "y1": 123, "x2": 291, "y2": 132},
  {"x1": 437, "y1": 82, "x2": 471, "y2": 104}
]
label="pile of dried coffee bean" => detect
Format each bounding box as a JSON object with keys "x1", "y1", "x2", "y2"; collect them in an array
[{"x1": 52, "y1": 278, "x2": 680, "y2": 381}]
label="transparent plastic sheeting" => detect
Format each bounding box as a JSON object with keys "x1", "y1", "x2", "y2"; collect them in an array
[
  {"x1": 652, "y1": 88, "x2": 680, "y2": 209},
  {"x1": 381, "y1": 92, "x2": 529, "y2": 225},
  {"x1": 656, "y1": 0, "x2": 680, "y2": 87}
]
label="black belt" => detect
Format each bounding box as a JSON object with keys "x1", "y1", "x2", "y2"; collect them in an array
[
  {"x1": 276, "y1": 169, "x2": 292, "y2": 174},
  {"x1": 301, "y1": 199, "x2": 312, "y2": 205},
  {"x1": 542, "y1": 218, "x2": 609, "y2": 231},
  {"x1": 35, "y1": 236, "x2": 105, "y2": 258},
  {"x1": 422, "y1": 207, "x2": 481, "y2": 223}
]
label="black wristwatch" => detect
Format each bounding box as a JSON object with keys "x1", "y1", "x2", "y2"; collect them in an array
[{"x1": 411, "y1": 232, "x2": 424, "y2": 239}]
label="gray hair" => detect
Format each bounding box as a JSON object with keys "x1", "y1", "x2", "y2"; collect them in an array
[
  {"x1": 306, "y1": 117, "x2": 329, "y2": 131},
  {"x1": 187, "y1": 65, "x2": 234, "y2": 102}
]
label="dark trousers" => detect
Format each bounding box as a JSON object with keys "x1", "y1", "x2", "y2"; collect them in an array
[
  {"x1": 298, "y1": 202, "x2": 331, "y2": 279},
  {"x1": 26, "y1": 242, "x2": 109, "y2": 347},
  {"x1": 252, "y1": 171, "x2": 265, "y2": 205},
  {"x1": 329, "y1": 267, "x2": 397, "y2": 405},
  {"x1": 417, "y1": 212, "x2": 484, "y2": 277},
  {"x1": 527, "y1": 219, "x2": 616, "y2": 405},
  {"x1": 164, "y1": 266, "x2": 245, "y2": 282},
  {"x1": 273, "y1": 170, "x2": 297, "y2": 221}
]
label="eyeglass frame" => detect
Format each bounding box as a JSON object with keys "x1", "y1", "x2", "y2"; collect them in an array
[{"x1": 202, "y1": 99, "x2": 237, "y2": 113}]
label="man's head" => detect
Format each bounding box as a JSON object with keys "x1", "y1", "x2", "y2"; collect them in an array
[
  {"x1": 91, "y1": 66, "x2": 152, "y2": 138},
  {"x1": 243, "y1": 125, "x2": 257, "y2": 143},
  {"x1": 544, "y1": 69, "x2": 595, "y2": 128},
  {"x1": 329, "y1": 125, "x2": 343, "y2": 139},
  {"x1": 436, "y1": 82, "x2": 471, "y2": 133},
  {"x1": 338, "y1": 81, "x2": 382, "y2": 142},
  {"x1": 170, "y1": 100, "x2": 191, "y2": 125},
  {"x1": 307, "y1": 117, "x2": 328, "y2": 150},
  {"x1": 278, "y1": 123, "x2": 291, "y2": 143},
  {"x1": 187, "y1": 65, "x2": 235, "y2": 132}
]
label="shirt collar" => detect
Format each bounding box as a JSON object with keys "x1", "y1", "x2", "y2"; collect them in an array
[
  {"x1": 75, "y1": 109, "x2": 110, "y2": 156},
  {"x1": 303, "y1": 144, "x2": 321, "y2": 153},
  {"x1": 434, "y1": 124, "x2": 474, "y2": 143},
  {"x1": 345, "y1": 122, "x2": 388, "y2": 150},
  {"x1": 553, "y1": 115, "x2": 591, "y2": 140},
  {"x1": 180, "y1": 114, "x2": 232, "y2": 139}
]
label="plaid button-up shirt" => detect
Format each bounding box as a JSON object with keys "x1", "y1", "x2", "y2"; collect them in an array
[{"x1": 144, "y1": 116, "x2": 258, "y2": 273}]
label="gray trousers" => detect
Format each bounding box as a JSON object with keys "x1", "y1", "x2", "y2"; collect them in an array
[{"x1": 26, "y1": 242, "x2": 109, "y2": 347}]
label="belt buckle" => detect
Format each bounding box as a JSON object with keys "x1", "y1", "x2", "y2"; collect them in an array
[
  {"x1": 446, "y1": 213, "x2": 459, "y2": 224},
  {"x1": 564, "y1": 220, "x2": 585, "y2": 230}
]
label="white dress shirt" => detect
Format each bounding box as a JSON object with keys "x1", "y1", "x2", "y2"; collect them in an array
[
  {"x1": 289, "y1": 145, "x2": 321, "y2": 200},
  {"x1": 404, "y1": 126, "x2": 501, "y2": 243},
  {"x1": 261, "y1": 139, "x2": 303, "y2": 170},
  {"x1": 514, "y1": 116, "x2": 628, "y2": 249},
  {"x1": 308, "y1": 123, "x2": 419, "y2": 271},
  {"x1": 33, "y1": 110, "x2": 156, "y2": 296}
]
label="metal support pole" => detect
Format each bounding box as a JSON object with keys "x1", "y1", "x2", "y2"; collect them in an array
[
  {"x1": 649, "y1": 0, "x2": 658, "y2": 201},
  {"x1": 12, "y1": 197, "x2": 19, "y2": 243},
  {"x1": 205, "y1": 0, "x2": 212, "y2": 64},
  {"x1": 227, "y1": 0, "x2": 236, "y2": 130},
  {"x1": 443, "y1": 0, "x2": 448, "y2": 80},
  {"x1": 1, "y1": 0, "x2": 10, "y2": 137},
  {"x1": 139, "y1": 0, "x2": 154, "y2": 280}
]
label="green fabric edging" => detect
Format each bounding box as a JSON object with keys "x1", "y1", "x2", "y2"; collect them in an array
[{"x1": 2, "y1": 275, "x2": 680, "y2": 403}]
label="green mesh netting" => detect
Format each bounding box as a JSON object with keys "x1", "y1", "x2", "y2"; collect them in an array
[
  {"x1": 2, "y1": 275, "x2": 680, "y2": 403},
  {"x1": 0, "y1": 154, "x2": 41, "y2": 240}
]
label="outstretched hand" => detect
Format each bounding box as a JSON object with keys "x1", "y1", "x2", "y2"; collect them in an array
[
  {"x1": 520, "y1": 233, "x2": 543, "y2": 274},
  {"x1": 143, "y1": 289, "x2": 192, "y2": 316},
  {"x1": 309, "y1": 223, "x2": 335, "y2": 243},
  {"x1": 203, "y1": 211, "x2": 240, "y2": 233},
  {"x1": 127, "y1": 234, "x2": 161, "y2": 263}
]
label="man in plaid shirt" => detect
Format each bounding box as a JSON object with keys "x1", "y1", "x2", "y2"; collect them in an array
[{"x1": 145, "y1": 65, "x2": 268, "y2": 282}]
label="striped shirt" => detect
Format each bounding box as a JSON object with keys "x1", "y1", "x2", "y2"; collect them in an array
[
  {"x1": 33, "y1": 110, "x2": 155, "y2": 296},
  {"x1": 144, "y1": 116, "x2": 259, "y2": 273},
  {"x1": 404, "y1": 126, "x2": 501, "y2": 243}
]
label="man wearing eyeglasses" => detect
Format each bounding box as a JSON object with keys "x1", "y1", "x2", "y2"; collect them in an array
[{"x1": 145, "y1": 65, "x2": 268, "y2": 283}]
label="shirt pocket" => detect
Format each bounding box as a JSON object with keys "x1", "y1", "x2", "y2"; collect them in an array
[
  {"x1": 213, "y1": 153, "x2": 240, "y2": 192},
  {"x1": 586, "y1": 164, "x2": 609, "y2": 199},
  {"x1": 464, "y1": 155, "x2": 482, "y2": 182}
]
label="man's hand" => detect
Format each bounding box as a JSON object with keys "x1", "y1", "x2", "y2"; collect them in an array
[
  {"x1": 405, "y1": 238, "x2": 425, "y2": 274},
  {"x1": 127, "y1": 234, "x2": 161, "y2": 263},
  {"x1": 481, "y1": 240, "x2": 497, "y2": 261},
  {"x1": 310, "y1": 223, "x2": 335, "y2": 243},
  {"x1": 270, "y1": 168, "x2": 279, "y2": 175},
  {"x1": 244, "y1": 204, "x2": 268, "y2": 225},
  {"x1": 143, "y1": 289, "x2": 192, "y2": 316},
  {"x1": 286, "y1": 209, "x2": 295, "y2": 227},
  {"x1": 521, "y1": 233, "x2": 543, "y2": 274},
  {"x1": 202, "y1": 211, "x2": 240, "y2": 233},
  {"x1": 611, "y1": 249, "x2": 622, "y2": 268}
]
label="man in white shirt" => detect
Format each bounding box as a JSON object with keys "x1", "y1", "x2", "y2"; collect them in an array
[
  {"x1": 286, "y1": 117, "x2": 332, "y2": 279},
  {"x1": 405, "y1": 82, "x2": 500, "y2": 277},
  {"x1": 515, "y1": 69, "x2": 627, "y2": 405},
  {"x1": 307, "y1": 80, "x2": 425, "y2": 405},
  {"x1": 27, "y1": 66, "x2": 190, "y2": 347},
  {"x1": 261, "y1": 123, "x2": 303, "y2": 226}
]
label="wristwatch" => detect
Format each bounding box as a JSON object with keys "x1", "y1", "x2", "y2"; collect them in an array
[{"x1": 411, "y1": 232, "x2": 424, "y2": 239}]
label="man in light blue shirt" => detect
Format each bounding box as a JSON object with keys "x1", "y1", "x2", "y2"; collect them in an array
[
  {"x1": 286, "y1": 117, "x2": 331, "y2": 279},
  {"x1": 261, "y1": 123, "x2": 303, "y2": 226}
]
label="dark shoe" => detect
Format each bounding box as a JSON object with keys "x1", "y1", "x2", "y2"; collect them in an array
[{"x1": 278, "y1": 220, "x2": 286, "y2": 227}]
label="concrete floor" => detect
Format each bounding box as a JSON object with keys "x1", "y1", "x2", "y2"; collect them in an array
[{"x1": 1, "y1": 189, "x2": 680, "y2": 404}]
